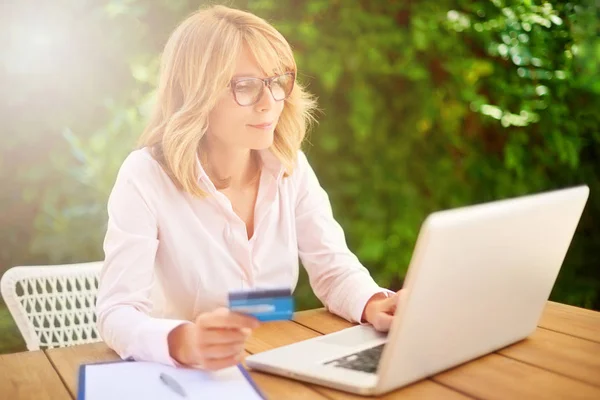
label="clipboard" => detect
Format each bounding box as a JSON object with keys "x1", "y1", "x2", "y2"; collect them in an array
[{"x1": 77, "y1": 358, "x2": 266, "y2": 400}]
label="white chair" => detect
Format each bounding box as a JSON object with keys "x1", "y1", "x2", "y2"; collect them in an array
[{"x1": 0, "y1": 261, "x2": 103, "y2": 351}]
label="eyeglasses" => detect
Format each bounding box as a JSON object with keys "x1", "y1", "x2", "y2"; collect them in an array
[{"x1": 229, "y1": 72, "x2": 295, "y2": 107}]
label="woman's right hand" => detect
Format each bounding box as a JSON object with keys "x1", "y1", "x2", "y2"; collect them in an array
[{"x1": 168, "y1": 307, "x2": 260, "y2": 370}]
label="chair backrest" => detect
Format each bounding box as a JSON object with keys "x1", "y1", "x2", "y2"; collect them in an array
[{"x1": 0, "y1": 261, "x2": 103, "y2": 351}]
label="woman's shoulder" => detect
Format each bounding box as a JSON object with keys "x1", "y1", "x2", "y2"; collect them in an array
[
  {"x1": 115, "y1": 147, "x2": 172, "y2": 190},
  {"x1": 291, "y1": 148, "x2": 314, "y2": 177},
  {"x1": 118, "y1": 147, "x2": 163, "y2": 177},
  {"x1": 109, "y1": 147, "x2": 179, "y2": 207}
]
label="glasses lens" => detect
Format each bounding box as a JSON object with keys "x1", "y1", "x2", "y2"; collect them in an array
[
  {"x1": 270, "y1": 73, "x2": 294, "y2": 101},
  {"x1": 234, "y1": 79, "x2": 264, "y2": 106},
  {"x1": 232, "y1": 73, "x2": 295, "y2": 106}
]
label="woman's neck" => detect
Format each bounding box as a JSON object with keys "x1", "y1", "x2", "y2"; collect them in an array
[{"x1": 200, "y1": 142, "x2": 261, "y2": 190}]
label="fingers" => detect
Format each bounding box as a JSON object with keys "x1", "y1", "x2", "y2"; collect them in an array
[
  {"x1": 198, "y1": 328, "x2": 250, "y2": 345},
  {"x1": 383, "y1": 289, "x2": 405, "y2": 309},
  {"x1": 183, "y1": 308, "x2": 260, "y2": 371},
  {"x1": 201, "y1": 352, "x2": 244, "y2": 371},
  {"x1": 369, "y1": 291, "x2": 403, "y2": 332},
  {"x1": 379, "y1": 292, "x2": 399, "y2": 313},
  {"x1": 193, "y1": 335, "x2": 246, "y2": 371},
  {"x1": 372, "y1": 312, "x2": 394, "y2": 332},
  {"x1": 185, "y1": 308, "x2": 258, "y2": 371},
  {"x1": 197, "y1": 307, "x2": 260, "y2": 330},
  {"x1": 383, "y1": 293, "x2": 398, "y2": 306},
  {"x1": 202, "y1": 343, "x2": 245, "y2": 359}
]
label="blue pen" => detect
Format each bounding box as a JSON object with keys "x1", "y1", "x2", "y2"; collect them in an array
[{"x1": 159, "y1": 372, "x2": 188, "y2": 398}]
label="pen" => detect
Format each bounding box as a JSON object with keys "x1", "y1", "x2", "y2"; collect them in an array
[{"x1": 159, "y1": 372, "x2": 188, "y2": 398}]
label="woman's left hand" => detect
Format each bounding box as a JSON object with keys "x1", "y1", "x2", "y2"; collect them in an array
[{"x1": 361, "y1": 290, "x2": 402, "y2": 332}]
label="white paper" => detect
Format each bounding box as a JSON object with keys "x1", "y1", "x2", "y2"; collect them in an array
[{"x1": 82, "y1": 361, "x2": 264, "y2": 400}]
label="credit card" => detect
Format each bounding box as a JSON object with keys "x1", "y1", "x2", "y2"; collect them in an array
[{"x1": 228, "y1": 288, "x2": 294, "y2": 322}]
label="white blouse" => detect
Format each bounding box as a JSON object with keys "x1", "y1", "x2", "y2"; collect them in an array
[{"x1": 96, "y1": 147, "x2": 389, "y2": 365}]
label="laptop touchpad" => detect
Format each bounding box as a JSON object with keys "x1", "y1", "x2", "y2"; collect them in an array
[{"x1": 318, "y1": 326, "x2": 387, "y2": 347}]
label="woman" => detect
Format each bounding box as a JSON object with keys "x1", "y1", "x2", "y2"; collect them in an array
[{"x1": 96, "y1": 4, "x2": 399, "y2": 371}]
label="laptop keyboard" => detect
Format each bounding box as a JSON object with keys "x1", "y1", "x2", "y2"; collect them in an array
[{"x1": 323, "y1": 343, "x2": 385, "y2": 374}]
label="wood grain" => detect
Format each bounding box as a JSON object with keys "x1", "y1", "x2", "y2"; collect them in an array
[
  {"x1": 539, "y1": 301, "x2": 600, "y2": 343},
  {"x1": 246, "y1": 319, "x2": 323, "y2": 354},
  {"x1": 499, "y1": 328, "x2": 600, "y2": 387},
  {"x1": 0, "y1": 351, "x2": 72, "y2": 400},
  {"x1": 5, "y1": 301, "x2": 599, "y2": 400},
  {"x1": 434, "y1": 353, "x2": 600, "y2": 400},
  {"x1": 293, "y1": 308, "x2": 352, "y2": 333},
  {"x1": 45, "y1": 342, "x2": 120, "y2": 398}
]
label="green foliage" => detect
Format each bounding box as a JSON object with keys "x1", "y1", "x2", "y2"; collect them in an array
[
  {"x1": 288, "y1": 0, "x2": 600, "y2": 308},
  {"x1": 0, "y1": 303, "x2": 26, "y2": 354},
  {"x1": 28, "y1": 99, "x2": 148, "y2": 263},
  {"x1": 248, "y1": 0, "x2": 600, "y2": 307},
  {"x1": 2, "y1": 0, "x2": 599, "y2": 338}
]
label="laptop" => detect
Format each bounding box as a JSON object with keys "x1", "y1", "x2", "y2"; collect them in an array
[{"x1": 245, "y1": 185, "x2": 590, "y2": 396}]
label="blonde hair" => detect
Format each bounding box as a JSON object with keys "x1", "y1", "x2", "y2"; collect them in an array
[{"x1": 138, "y1": 4, "x2": 318, "y2": 197}]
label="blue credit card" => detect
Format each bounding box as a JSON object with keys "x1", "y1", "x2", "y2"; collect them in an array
[{"x1": 228, "y1": 288, "x2": 294, "y2": 322}]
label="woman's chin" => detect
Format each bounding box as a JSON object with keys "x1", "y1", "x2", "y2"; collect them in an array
[{"x1": 247, "y1": 133, "x2": 274, "y2": 150}]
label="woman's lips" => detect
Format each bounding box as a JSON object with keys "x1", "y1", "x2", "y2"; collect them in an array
[{"x1": 248, "y1": 122, "x2": 274, "y2": 129}]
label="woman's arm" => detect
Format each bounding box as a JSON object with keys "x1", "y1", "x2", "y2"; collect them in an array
[
  {"x1": 294, "y1": 151, "x2": 392, "y2": 323},
  {"x1": 96, "y1": 154, "x2": 189, "y2": 366}
]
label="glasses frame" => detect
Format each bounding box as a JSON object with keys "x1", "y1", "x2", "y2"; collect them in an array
[{"x1": 229, "y1": 71, "x2": 296, "y2": 107}]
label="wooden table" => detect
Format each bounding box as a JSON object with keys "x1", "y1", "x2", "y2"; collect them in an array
[{"x1": 1, "y1": 301, "x2": 599, "y2": 399}]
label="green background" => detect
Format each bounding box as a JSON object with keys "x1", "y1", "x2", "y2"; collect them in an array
[{"x1": 1, "y1": 0, "x2": 598, "y2": 354}]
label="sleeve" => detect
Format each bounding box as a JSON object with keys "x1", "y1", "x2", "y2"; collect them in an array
[
  {"x1": 294, "y1": 151, "x2": 393, "y2": 323},
  {"x1": 95, "y1": 155, "x2": 190, "y2": 366}
]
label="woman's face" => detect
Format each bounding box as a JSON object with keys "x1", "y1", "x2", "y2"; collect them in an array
[{"x1": 206, "y1": 46, "x2": 287, "y2": 151}]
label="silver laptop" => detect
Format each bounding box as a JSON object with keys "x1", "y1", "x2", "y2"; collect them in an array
[{"x1": 245, "y1": 185, "x2": 589, "y2": 396}]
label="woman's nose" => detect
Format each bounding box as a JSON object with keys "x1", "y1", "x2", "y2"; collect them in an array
[{"x1": 255, "y1": 83, "x2": 275, "y2": 112}]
